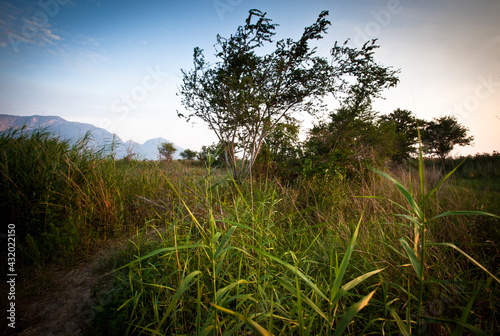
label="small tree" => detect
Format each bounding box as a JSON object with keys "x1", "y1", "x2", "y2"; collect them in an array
[
  {"x1": 180, "y1": 149, "x2": 197, "y2": 160},
  {"x1": 124, "y1": 141, "x2": 138, "y2": 162},
  {"x1": 197, "y1": 143, "x2": 225, "y2": 166},
  {"x1": 158, "y1": 142, "x2": 177, "y2": 161},
  {"x1": 303, "y1": 105, "x2": 397, "y2": 177},
  {"x1": 422, "y1": 115, "x2": 473, "y2": 166},
  {"x1": 380, "y1": 108, "x2": 424, "y2": 163},
  {"x1": 178, "y1": 9, "x2": 399, "y2": 182},
  {"x1": 263, "y1": 119, "x2": 301, "y2": 163}
]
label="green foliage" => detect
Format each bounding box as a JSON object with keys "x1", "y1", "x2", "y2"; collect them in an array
[
  {"x1": 372, "y1": 149, "x2": 499, "y2": 334},
  {"x1": 179, "y1": 9, "x2": 399, "y2": 182},
  {"x1": 157, "y1": 141, "x2": 177, "y2": 161},
  {"x1": 380, "y1": 108, "x2": 423, "y2": 163},
  {"x1": 180, "y1": 148, "x2": 197, "y2": 160},
  {"x1": 302, "y1": 105, "x2": 397, "y2": 178},
  {"x1": 196, "y1": 143, "x2": 225, "y2": 166},
  {"x1": 0, "y1": 128, "x2": 118, "y2": 268},
  {"x1": 262, "y1": 119, "x2": 301, "y2": 163},
  {"x1": 422, "y1": 115, "x2": 474, "y2": 165},
  {"x1": 79, "y1": 153, "x2": 499, "y2": 335},
  {"x1": 7, "y1": 131, "x2": 497, "y2": 334}
]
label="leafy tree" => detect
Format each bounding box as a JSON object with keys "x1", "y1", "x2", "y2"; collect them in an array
[
  {"x1": 180, "y1": 149, "x2": 197, "y2": 160},
  {"x1": 303, "y1": 105, "x2": 397, "y2": 177},
  {"x1": 380, "y1": 108, "x2": 424, "y2": 163},
  {"x1": 422, "y1": 115, "x2": 473, "y2": 166},
  {"x1": 330, "y1": 39, "x2": 400, "y2": 110},
  {"x1": 178, "y1": 9, "x2": 399, "y2": 182},
  {"x1": 158, "y1": 142, "x2": 177, "y2": 161},
  {"x1": 197, "y1": 143, "x2": 225, "y2": 166},
  {"x1": 262, "y1": 119, "x2": 301, "y2": 163}
]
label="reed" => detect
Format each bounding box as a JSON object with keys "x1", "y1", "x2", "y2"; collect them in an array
[{"x1": 4, "y1": 129, "x2": 498, "y2": 334}]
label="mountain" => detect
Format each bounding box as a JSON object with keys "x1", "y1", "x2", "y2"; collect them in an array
[{"x1": 0, "y1": 114, "x2": 184, "y2": 160}]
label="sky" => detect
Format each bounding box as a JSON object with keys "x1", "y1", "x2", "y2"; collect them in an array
[{"x1": 0, "y1": 0, "x2": 499, "y2": 156}]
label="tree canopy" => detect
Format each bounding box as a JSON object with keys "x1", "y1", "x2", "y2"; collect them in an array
[
  {"x1": 380, "y1": 108, "x2": 424, "y2": 163},
  {"x1": 158, "y1": 142, "x2": 177, "y2": 161},
  {"x1": 180, "y1": 149, "x2": 197, "y2": 160},
  {"x1": 178, "y1": 9, "x2": 399, "y2": 181},
  {"x1": 422, "y1": 115, "x2": 473, "y2": 165}
]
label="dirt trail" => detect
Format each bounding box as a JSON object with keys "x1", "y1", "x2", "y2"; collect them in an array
[{"x1": 15, "y1": 238, "x2": 129, "y2": 336}]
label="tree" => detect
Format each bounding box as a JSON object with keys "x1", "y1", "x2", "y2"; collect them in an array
[
  {"x1": 303, "y1": 105, "x2": 397, "y2": 177},
  {"x1": 262, "y1": 119, "x2": 301, "y2": 163},
  {"x1": 178, "y1": 9, "x2": 399, "y2": 182},
  {"x1": 380, "y1": 108, "x2": 424, "y2": 163},
  {"x1": 422, "y1": 116, "x2": 474, "y2": 166},
  {"x1": 180, "y1": 149, "x2": 197, "y2": 160},
  {"x1": 124, "y1": 141, "x2": 138, "y2": 162},
  {"x1": 197, "y1": 143, "x2": 225, "y2": 166},
  {"x1": 158, "y1": 142, "x2": 177, "y2": 161}
]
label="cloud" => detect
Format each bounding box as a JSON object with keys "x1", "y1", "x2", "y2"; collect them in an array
[{"x1": 0, "y1": 1, "x2": 64, "y2": 52}]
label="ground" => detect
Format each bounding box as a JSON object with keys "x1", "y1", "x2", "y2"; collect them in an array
[{"x1": 13, "y1": 237, "x2": 130, "y2": 336}]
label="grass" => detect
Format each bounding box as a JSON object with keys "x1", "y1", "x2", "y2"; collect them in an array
[
  {"x1": 88, "y1": 159, "x2": 499, "y2": 335},
  {"x1": 3, "y1": 130, "x2": 499, "y2": 335}
]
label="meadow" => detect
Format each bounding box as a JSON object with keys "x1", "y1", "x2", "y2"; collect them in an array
[{"x1": 1, "y1": 129, "x2": 499, "y2": 335}]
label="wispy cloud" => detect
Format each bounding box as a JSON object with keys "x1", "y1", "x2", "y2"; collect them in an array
[
  {"x1": 0, "y1": 1, "x2": 108, "y2": 70},
  {"x1": 0, "y1": 1, "x2": 65, "y2": 53}
]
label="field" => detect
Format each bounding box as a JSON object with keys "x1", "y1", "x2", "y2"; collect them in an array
[{"x1": 1, "y1": 130, "x2": 499, "y2": 335}]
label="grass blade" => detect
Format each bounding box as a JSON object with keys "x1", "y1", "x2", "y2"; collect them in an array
[
  {"x1": 212, "y1": 303, "x2": 272, "y2": 336},
  {"x1": 429, "y1": 210, "x2": 500, "y2": 223},
  {"x1": 400, "y1": 238, "x2": 422, "y2": 277},
  {"x1": 214, "y1": 226, "x2": 237, "y2": 260},
  {"x1": 390, "y1": 309, "x2": 411, "y2": 336},
  {"x1": 372, "y1": 169, "x2": 423, "y2": 220},
  {"x1": 330, "y1": 268, "x2": 385, "y2": 307},
  {"x1": 420, "y1": 159, "x2": 466, "y2": 208},
  {"x1": 421, "y1": 316, "x2": 488, "y2": 336},
  {"x1": 245, "y1": 244, "x2": 328, "y2": 301},
  {"x1": 330, "y1": 216, "x2": 363, "y2": 301},
  {"x1": 332, "y1": 289, "x2": 377, "y2": 336},
  {"x1": 112, "y1": 244, "x2": 207, "y2": 272},
  {"x1": 451, "y1": 281, "x2": 482, "y2": 336},
  {"x1": 159, "y1": 270, "x2": 202, "y2": 326},
  {"x1": 427, "y1": 242, "x2": 500, "y2": 283},
  {"x1": 216, "y1": 279, "x2": 249, "y2": 304},
  {"x1": 276, "y1": 277, "x2": 328, "y2": 322}
]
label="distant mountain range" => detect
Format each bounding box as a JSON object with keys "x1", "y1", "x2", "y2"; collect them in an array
[{"x1": 0, "y1": 114, "x2": 184, "y2": 160}]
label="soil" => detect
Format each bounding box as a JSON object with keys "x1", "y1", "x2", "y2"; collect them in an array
[
  {"x1": 11, "y1": 238, "x2": 131, "y2": 336},
  {"x1": 2, "y1": 226, "x2": 166, "y2": 336}
]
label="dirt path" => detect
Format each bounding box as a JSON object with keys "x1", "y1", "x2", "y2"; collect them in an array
[{"x1": 15, "y1": 238, "x2": 130, "y2": 336}]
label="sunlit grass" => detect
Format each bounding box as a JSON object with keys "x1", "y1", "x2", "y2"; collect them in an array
[{"x1": 3, "y1": 130, "x2": 498, "y2": 334}]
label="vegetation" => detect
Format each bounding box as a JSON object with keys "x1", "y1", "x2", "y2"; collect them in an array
[
  {"x1": 2, "y1": 8, "x2": 494, "y2": 336},
  {"x1": 178, "y1": 9, "x2": 399, "y2": 182},
  {"x1": 2, "y1": 126, "x2": 499, "y2": 335},
  {"x1": 180, "y1": 148, "x2": 198, "y2": 160},
  {"x1": 380, "y1": 108, "x2": 424, "y2": 163},
  {"x1": 158, "y1": 141, "x2": 177, "y2": 161},
  {"x1": 422, "y1": 116, "x2": 474, "y2": 167}
]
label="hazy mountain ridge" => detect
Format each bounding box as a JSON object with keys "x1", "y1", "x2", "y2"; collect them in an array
[{"x1": 0, "y1": 114, "x2": 184, "y2": 160}]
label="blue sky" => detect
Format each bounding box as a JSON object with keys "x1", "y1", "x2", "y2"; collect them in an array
[{"x1": 1, "y1": 0, "x2": 499, "y2": 155}]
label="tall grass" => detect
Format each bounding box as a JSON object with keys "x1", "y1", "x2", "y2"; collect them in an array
[
  {"x1": 4, "y1": 129, "x2": 498, "y2": 334},
  {"x1": 87, "y1": 155, "x2": 499, "y2": 335},
  {"x1": 0, "y1": 128, "x2": 194, "y2": 271},
  {"x1": 1, "y1": 128, "x2": 115, "y2": 268}
]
